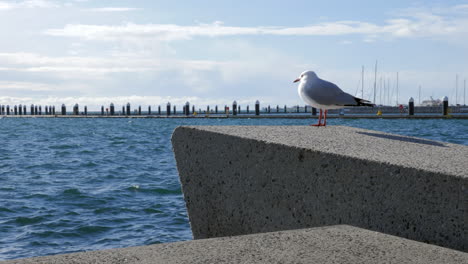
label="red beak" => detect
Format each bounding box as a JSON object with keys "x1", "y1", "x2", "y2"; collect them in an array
[{"x1": 293, "y1": 78, "x2": 300, "y2": 83}]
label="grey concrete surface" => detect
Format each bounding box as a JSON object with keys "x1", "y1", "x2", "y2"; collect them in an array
[
  {"x1": 172, "y1": 126, "x2": 468, "y2": 251},
  {"x1": 3, "y1": 225, "x2": 468, "y2": 264}
]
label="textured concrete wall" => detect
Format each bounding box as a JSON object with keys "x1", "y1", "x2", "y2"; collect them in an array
[
  {"x1": 4, "y1": 225, "x2": 467, "y2": 264},
  {"x1": 172, "y1": 126, "x2": 467, "y2": 252}
]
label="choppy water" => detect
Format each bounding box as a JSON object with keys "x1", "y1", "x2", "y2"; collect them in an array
[{"x1": 0, "y1": 117, "x2": 467, "y2": 260}]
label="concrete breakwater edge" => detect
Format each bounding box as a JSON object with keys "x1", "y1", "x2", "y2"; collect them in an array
[
  {"x1": 172, "y1": 126, "x2": 467, "y2": 251},
  {"x1": 3, "y1": 125, "x2": 468, "y2": 263}
]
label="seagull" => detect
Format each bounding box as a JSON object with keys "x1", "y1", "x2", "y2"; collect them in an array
[{"x1": 294, "y1": 70, "x2": 373, "y2": 126}]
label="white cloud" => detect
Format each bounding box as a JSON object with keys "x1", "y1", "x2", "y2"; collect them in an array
[
  {"x1": 0, "y1": 81, "x2": 55, "y2": 91},
  {"x1": 0, "y1": 0, "x2": 59, "y2": 10},
  {"x1": 0, "y1": 52, "x2": 222, "y2": 75},
  {"x1": 87, "y1": 7, "x2": 141, "y2": 12},
  {"x1": 43, "y1": 10, "x2": 468, "y2": 43}
]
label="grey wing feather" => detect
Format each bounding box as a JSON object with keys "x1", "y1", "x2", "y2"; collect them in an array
[{"x1": 306, "y1": 78, "x2": 357, "y2": 106}]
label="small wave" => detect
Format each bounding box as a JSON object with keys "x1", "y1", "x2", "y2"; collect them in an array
[
  {"x1": 143, "y1": 208, "x2": 163, "y2": 214},
  {"x1": 25, "y1": 193, "x2": 50, "y2": 199},
  {"x1": 77, "y1": 225, "x2": 110, "y2": 235},
  {"x1": 0, "y1": 207, "x2": 14, "y2": 213},
  {"x1": 49, "y1": 144, "x2": 77, "y2": 150},
  {"x1": 62, "y1": 188, "x2": 83, "y2": 196},
  {"x1": 82, "y1": 161, "x2": 98, "y2": 168},
  {"x1": 14, "y1": 216, "x2": 45, "y2": 226},
  {"x1": 79, "y1": 150, "x2": 95, "y2": 154},
  {"x1": 93, "y1": 207, "x2": 112, "y2": 214},
  {"x1": 151, "y1": 188, "x2": 182, "y2": 195},
  {"x1": 125, "y1": 186, "x2": 181, "y2": 195}
]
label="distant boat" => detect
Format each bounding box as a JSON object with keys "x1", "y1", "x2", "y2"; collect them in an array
[{"x1": 421, "y1": 96, "x2": 442, "y2": 107}]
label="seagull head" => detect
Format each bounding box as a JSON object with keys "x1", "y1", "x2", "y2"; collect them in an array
[{"x1": 293, "y1": 70, "x2": 318, "y2": 83}]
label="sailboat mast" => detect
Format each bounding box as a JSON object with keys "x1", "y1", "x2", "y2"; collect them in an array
[
  {"x1": 373, "y1": 60, "x2": 377, "y2": 104},
  {"x1": 418, "y1": 85, "x2": 421, "y2": 105},
  {"x1": 387, "y1": 78, "x2": 391, "y2": 106},
  {"x1": 383, "y1": 77, "x2": 386, "y2": 106},
  {"x1": 380, "y1": 77, "x2": 383, "y2": 105},
  {"x1": 396, "y1": 72, "x2": 399, "y2": 105},
  {"x1": 464, "y1": 79, "x2": 466, "y2": 106},
  {"x1": 361, "y1": 65, "x2": 364, "y2": 99},
  {"x1": 455, "y1": 74, "x2": 458, "y2": 105}
]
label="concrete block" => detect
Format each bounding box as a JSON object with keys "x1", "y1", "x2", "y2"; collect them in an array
[
  {"x1": 172, "y1": 126, "x2": 468, "y2": 251},
  {"x1": 3, "y1": 225, "x2": 467, "y2": 264}
]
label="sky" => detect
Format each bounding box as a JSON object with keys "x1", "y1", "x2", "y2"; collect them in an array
[{"x1": 1, "y1": 0, "x2": 468, "y2": 109}]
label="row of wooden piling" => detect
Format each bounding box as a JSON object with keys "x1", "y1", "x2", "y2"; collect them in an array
[
  {"x1": 0, "y1": 97, "x2": 455, "y2": 116},
  {"x1": 0, "y1": 101, "x2": 319, "y2": 116}
]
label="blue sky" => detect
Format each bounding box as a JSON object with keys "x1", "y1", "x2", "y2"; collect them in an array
[{"x1": 1, "y1": 0, "x2": 467, "y2": 109}]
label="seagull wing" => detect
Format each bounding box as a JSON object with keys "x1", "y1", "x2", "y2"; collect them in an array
[{"x1": 305, "y1": 78, "x2": 357, "y2": 106}]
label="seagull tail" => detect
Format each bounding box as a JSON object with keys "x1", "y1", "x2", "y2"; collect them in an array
[{"x1": 350, "y1": 97, "x2": 375, "y2": 107}]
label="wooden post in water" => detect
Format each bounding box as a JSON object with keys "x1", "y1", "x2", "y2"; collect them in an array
[
  {"x1": 38, "y1": 105, "x2": 42, "y2": 115},
  {"x1": 126, "y1": 103, "x2": 131, "y2": 116},
  {"x1": 284, "y1": 105, "x2": 287, "y2": 113},
  {"x1": 215, "y1": 105, "x2": 218, "y2": 114},
  {"x1": 255, "y1": 100, "x2": 260, "y2": 115},
  {"x1": 61, "y1": 104, "x2": 66, "y2": 115},
  {"x1": 192, "y1": 105, "x2": 195, "y2": 114},
  {"x1": 185, "y1": 102, "x2": 190, "y2": 116},
  {"x1": 148, "y1": 106, "x2": 151, "y2": 115},
  {"x1": 138, "y1": 105, "x2": 141, "y2": 115},
  {"x1": 34, "y1": 105, "x2": 38, "y2": 115},
  {"x1": 84, "y1": 106, "x2": 88, "y2": 116},
  {"x1": 110, "y1": 103, "x2": 115, "y2": 115},
  {"x1": 166, "y1": 102, "x2": 171, "y2": 116},
  {"x1": 409, "y1": 97, "x2": 414, "y2": 116},
  {"x1": 267, "y1": 105, "x2": 270, "y2": 113},
  {"x1": 158, "y1": 105, "x2": 161, "y2": 115},
  {"x1": 6, "y1": 105, "x2": 10, "y2": 115},
  {"x1": 246, "y1": 105, "x2": 249, "y2": 114},
  {"x1": 173, "y1": 105, "x2": 176, "y2": 115},
  {"x1": 73, "y1": 104, "x2": 79, "y2": 115},
  {"x1": 121, "y1": 106, "x2": 125, "y2": 115},
  {"x1": 52, "y1": 106, "x2": 55, "y2": 115},
  {"x1": 31, "y1": 104, "x2": 35, "y2": 115},
  {"x1": 101, "y1": 106, "x2": 104, "y2": 115},
  {"x1": 443, "y1": 96, "x2": 448, "y2": 116},
  {"x1": 238, "y1": 105, "x2": 241, "y2": 114},
  {"x1": 14, "y1": 105, "x2": 17, "y2": 115},
  {"x1": 19, "y1": 104, "x2": 23, "y2": 115},
  {"x1": 276, "y1": 105, "x2": 279, "y2": 113},
  {"x1": 233, "y1": 101, "x2": 237, "y2": 115}
]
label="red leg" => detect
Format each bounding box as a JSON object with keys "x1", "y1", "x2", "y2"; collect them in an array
[
  {"x1": 311, "y1": 109, "x2": 323, "y2": 126},
  {"x1": 322, "y1": 110, "x2": 328, "y2": 126}
]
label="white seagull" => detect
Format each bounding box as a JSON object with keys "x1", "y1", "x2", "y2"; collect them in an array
[{"x1": 294, "y1": 70, "x2": 373, "y2": 126}]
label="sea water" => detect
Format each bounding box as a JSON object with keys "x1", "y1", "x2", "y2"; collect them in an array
[{"x1": 0, "y1": 118, "x2": 467, "y2": 260}]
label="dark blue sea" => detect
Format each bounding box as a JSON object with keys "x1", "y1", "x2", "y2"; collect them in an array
[{"x1": 0, "y1": 117, "x2": 467, "y2": 260}]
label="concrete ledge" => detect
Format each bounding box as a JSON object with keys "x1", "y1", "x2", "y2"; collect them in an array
[
  {"x1": 3, "y1": 225, "x2": 467, "y2": 264},
  {"x1": 172, "y1": 126, "x2": 467, "y2": 251}
]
